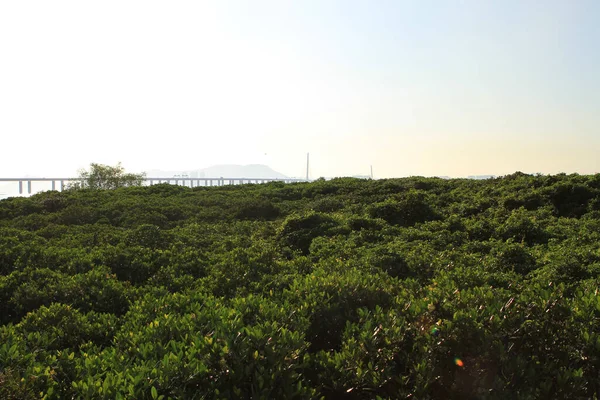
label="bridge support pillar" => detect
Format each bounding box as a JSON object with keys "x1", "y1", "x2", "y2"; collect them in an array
[
  {"x1": 28, "y1": 181, "x2": 32, "y2": 194},
  {"x1": 19, "y1": 181, "x2": 23, "y2": 194}
]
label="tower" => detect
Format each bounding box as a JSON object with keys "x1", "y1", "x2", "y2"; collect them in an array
[{"x1": 306, "y1": 153, "x2": 310, "y2": 181}]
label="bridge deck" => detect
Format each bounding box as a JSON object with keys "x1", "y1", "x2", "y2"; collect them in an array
[{"x1": 0, "y1": 177, "x2": 307, "y2": 195}]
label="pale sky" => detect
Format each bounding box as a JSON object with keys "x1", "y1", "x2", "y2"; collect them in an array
[{"x1": 1, "y1": 0, "x2": 598, "y2": 179}]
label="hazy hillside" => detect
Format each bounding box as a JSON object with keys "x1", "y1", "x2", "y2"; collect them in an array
[{"x1": 146, "y1": 164, "x2": 289, "y2": 179}]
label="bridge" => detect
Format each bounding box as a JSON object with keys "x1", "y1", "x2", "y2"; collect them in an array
[{"x1": 0, "y1": 177, "x2": 308, "y2": 195}]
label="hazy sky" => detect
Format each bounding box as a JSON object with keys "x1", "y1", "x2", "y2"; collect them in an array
[{"x1": 1, "y1": 1, "x2": 598, "y2": 179}]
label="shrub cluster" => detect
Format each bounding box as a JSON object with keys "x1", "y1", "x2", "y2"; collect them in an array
[{"x1": 1, "y1": 173, "x2": 600, "y2": 398}]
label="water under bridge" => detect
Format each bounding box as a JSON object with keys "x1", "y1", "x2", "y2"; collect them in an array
[{"x1": 0, "y1": 177, "x2": 308, "y2": 195}]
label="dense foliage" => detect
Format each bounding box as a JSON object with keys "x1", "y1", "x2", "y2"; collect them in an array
[
  {"x1": 1, "y1": 173, "x2": 599, "y2": 399},
  {"x1": 70, "y1": 163, "x2": 145, "y2": 190}
]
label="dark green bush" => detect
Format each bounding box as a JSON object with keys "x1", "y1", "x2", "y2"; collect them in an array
[
  {"x1": 488, "y1": 241, "x2": 537, "y2": 275},
  {"x1": 233, "y1": 198, "x2": 281, "y2": 220},
  {"x1": 126, "y1": 224, "x2": 168, "y2": 248},
  {"x1": 284, "y1": 269, "x2": 396, "y2": 353},
  {"x1": 278, "y1": 212, "x2": 342, "y2": 254},
  {"x1": 368, "y1": 190, "x2": 438, "y2": 227},
  {"x1": 496, "y1": 208, "x2": 549, "y2": 244},
  {"x1": 16, "y1": 303, "x2": 118, "y2": 350},
  {"x1": 312, "y1": 197, "x2": 345, "y2": 213}
]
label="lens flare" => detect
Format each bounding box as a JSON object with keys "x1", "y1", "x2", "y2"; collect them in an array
[{"x1": 454, "y1": 358, "x2": 464, "y2": 367}]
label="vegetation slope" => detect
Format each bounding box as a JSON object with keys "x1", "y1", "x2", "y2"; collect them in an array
[{"x1": 1, "y1": 173, "x2": 599, "y2": 399}]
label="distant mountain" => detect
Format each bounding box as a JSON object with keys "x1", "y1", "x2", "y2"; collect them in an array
[{"x1": 146, "y1": 164, "x2": 289, "y2": 179}]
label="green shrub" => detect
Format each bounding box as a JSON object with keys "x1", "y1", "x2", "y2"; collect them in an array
[
  {"x1": 368, "y1": 190, "x2": 438, "y2": 227},
  {"x1": 233, "y1": 198, "x2": 281, "y2": 220},
  {"x1": 488, "y1": 241, "x2": 537, "y2": 275},
  {"x1": 278, "y1": 212, "x2": 342, "y2": 255},
  {"x1": 16, "y1": 303, "x2": 118, "y2": 350},
  {"x1": 126, "y1": 224, "x2": 168, "y2": 248},
  {"x1": 284, "y1": 269, "x2": 397, "y2": 353}
]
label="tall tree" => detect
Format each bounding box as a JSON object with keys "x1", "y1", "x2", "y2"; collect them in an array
[{"x1": 73, "y1": 162, "x2": 145, "y2": 189}]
